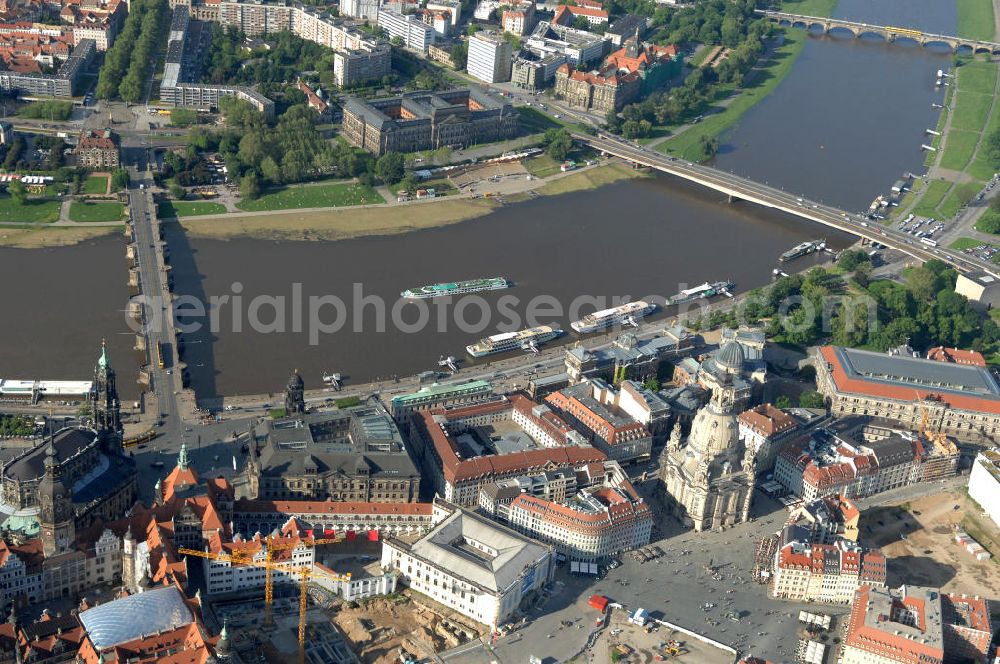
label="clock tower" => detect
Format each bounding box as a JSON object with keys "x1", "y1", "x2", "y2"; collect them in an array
[{"x1": 39, "y1": 439, "x2": 74, "y2": 558}]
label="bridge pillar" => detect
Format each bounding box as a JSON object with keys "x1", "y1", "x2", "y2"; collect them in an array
[{"x1": 727, "y1": 194, "x2": 740, "y2": 204}]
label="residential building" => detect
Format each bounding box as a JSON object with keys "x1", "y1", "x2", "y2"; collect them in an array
[
  {"x1": 342, "y1": 88, "x2": 518, "y2": 156},
  {"x1": 339, "y1": 0, "x2": 379, "y2": 19},
  {"x1": 0, "y1": 36, "x2": 93, "y2": 97},
  {"x1": 61, "y1": 0, "x2": 125, "y2": 51},
  {"x1": 787, "y1": 494, "x2": 861, "y2": 544},
  {"x1": 511, "y1": 51, "x2": 565, "y2": 89},
  {"x1": 426, "y1": 0, "x2": 460, "y2": 24},
  {"x1": 502, "y1": 0, "x2": 535, "y2": 35},
  {"x1": 771, "y1": 528, "x2": 886, "y2": 604},
  {"x1": 160, "y1": 82, "x2": 276, "y2": 121},
  {"x1": 816, "y1": 345, "x2": 1000, "y2": 439},
  {"x1": 408, "y1": 395, "x2": 606, "y2": 505},
  {"x1": 75, "y1": 128, "x2": 119, "y2": 168},
  {"x1": 244, "y1": 396, "x2": 422, "y2": 503},
  {"x1": 544, "y1": 380, "x2": 656, "y2": 462},
  {"x1": 480, "y1": 460, "x2": 652, "y2": 561},
  {"x1": 841, "y1": 585, "x2": 992, "y2": 664},
  {"x1": 215, "y1": 0, "x2": 389, "y2": 85},
  {"x1": 467, "y1": 30, "x2": 512, "y2": 83},
  {"x1": 860, "y1": 421, "x2": 960, "y2": 481},
  {"x1": 333, "y1": 42, "x2": 392, "y2": 87},
  {"x1": 774, "y1": 428, "x2": 922, "y2": 502},
  {"x1": 473, "y1": 0, "x2": 498, "y2": 20},
  {"x1": 0, "y1": 607, "x2": 85, "y2": 663},
  {"x1": 969, "y1": 449, "x2": 1000, "y2": 529},
  {"x1": 381, "y1": 501, "x2": 555, "y2": 629},
  {"x1": 927, "y1": 346, "x2": 988, "y2": 366},
  {"x1": 738, "y1": 403, "x2": 799, "y2": 473},
  {"x1": 378, "y1": 8, "x2": 434, "y2": 52},
  {"x1": 417, "y1": 8, "x2": 451, "y2": 36},
  {"x1": 552, "y1": 2, "x2": 607, "y2": 26},
  {"x1": 168, "y1": 0, "x2": 222, "y2": 21},
  {"x1": 525, "y1": 20, "x2": 605, "y2": 67},
  {"x1": 565, "y1": 326, "x2": 695, "y2": 384}
]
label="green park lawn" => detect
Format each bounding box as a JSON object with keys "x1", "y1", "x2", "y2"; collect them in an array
[
  {"x1": 779, "y1": 0, "x2": 838, "y2": 17},
  {"x1": 939, "y1": 129, "x2": 980, "y2": 170},
  {"x1": 957, "y1": 0, "x2": 997, "y2": 41},
  {"x1": 912, "y1": 180, "x2": 951, "y2": 218},
  {"x1": 68, "y1": 201, "x2": 124, "y2": 222},
  {"x1": 236, "y1": 182, "x2": 383, "y2": 212},
  {"x1": 0, "y1": 195, "x2": 61, "y2": 223},
  {"x1": 157, "y1": 200, "x2": 227, "y2": 218},
  {"x1": 82, "y1": 175, "x2": 109, "y2": 195}
]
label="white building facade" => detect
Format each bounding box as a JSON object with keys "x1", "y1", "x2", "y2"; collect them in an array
[
  {"x1": 381, "y1": 503, "x2": 554, "y2": 628},
  {"x1": 969, "y1": 450, "x2": 1000, "y2": 529},
  {"x1": 467, "y1": 31, "x2": 512, "y2": 83}
]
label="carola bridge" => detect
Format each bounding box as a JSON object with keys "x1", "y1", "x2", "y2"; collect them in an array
[
  {"x1": 573, "y1": 133, "x2": 1000, "y2": 278},
  {"x1": 756, "y1": 10, "x2": 1000, "y2": 54}
]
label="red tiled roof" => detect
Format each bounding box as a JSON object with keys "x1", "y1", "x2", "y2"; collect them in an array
[
  {"x1": 739, "y1": 404, "x2": 797, "y2": 438},
  {"x1": 821, "y1": 345, "x2": 1000, "y2": 415},
  {"x1": 926, "y1": 346, "x2": 987, "y2": 367}
]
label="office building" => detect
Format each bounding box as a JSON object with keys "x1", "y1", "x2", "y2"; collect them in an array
[{"x1": 467, "y1": 30, "x2": 512, "y2": 83}]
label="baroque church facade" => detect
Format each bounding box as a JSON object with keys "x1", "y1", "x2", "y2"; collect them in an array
[{"x1": 660, "y1": 340, "x2": 756, "y2": 532}]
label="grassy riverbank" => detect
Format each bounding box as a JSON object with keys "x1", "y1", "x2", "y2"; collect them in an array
[
  {"x1": 656, "y1": 28, "x2": 807, "y2": 162},
  {"x1": 180, "y1": 163, "x2": 641, "y2": 241},
  {"x1": 958, "y1": 0, "x2": 997, "y2": 41},
  {"x1": 902, "y1": 59, "x2": 1000, "y2": 221},
  {"x1": 181, "y1": 197, "x2": 500, "y2": 241},
  {"x1": 535, "y1": 162, "x2": 644, "y2": 195}
]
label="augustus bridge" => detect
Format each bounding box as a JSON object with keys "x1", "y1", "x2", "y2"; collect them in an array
[{"x1": 756, "y1": 10, "x2": 1000, "y2": 54}]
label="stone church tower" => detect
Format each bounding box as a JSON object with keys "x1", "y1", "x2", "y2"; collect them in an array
[
  {"x1": 39, "y1": 440, "x2": 75, "y2": 557},
  {"x1": 285, "y1": 370, "x2": 305, "y2": 415},
  {"x1": 90, "y1": 339, "x2": 123, "y2": 446},
  {"x1": 660, "y1": 353, "x2": 756, "y2": 532}
]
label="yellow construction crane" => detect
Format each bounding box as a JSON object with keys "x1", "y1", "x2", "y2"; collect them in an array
[
  {"x1": 258, "y1": 534, "x2": 344, "y2": 626},
  {"x1": 179, "y1": 545, "x2": 351, "y2": 664}
]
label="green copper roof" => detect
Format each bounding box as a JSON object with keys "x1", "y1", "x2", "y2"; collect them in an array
[
  {"x1": 98, "y1": 339, "x2": 109, "y2": 369},
  {"x1": 390, "y1": 380, "x2": 492, "y2": 406}
]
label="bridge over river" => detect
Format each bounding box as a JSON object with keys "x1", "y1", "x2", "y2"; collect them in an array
[
  {"x1": 756, "y1": 10, "x2": 1000, "y2": 54},
  {"x1": 575, "y1": 133, "x2": 1000, "y2": 278}
]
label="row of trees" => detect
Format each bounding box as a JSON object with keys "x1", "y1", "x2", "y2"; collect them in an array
[
  {"x1": 744, "y1": 259, "x2": 1000, "y2": 354},
  {"x1": 96, "y1": 0, "x2": 169, "y2": 101},
  {"x1": 205, "y1": 28, "x2": 331, "y2": 88},
  {"x1": 182, "y1": 98, "x2": 374, "y2": 199}
]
